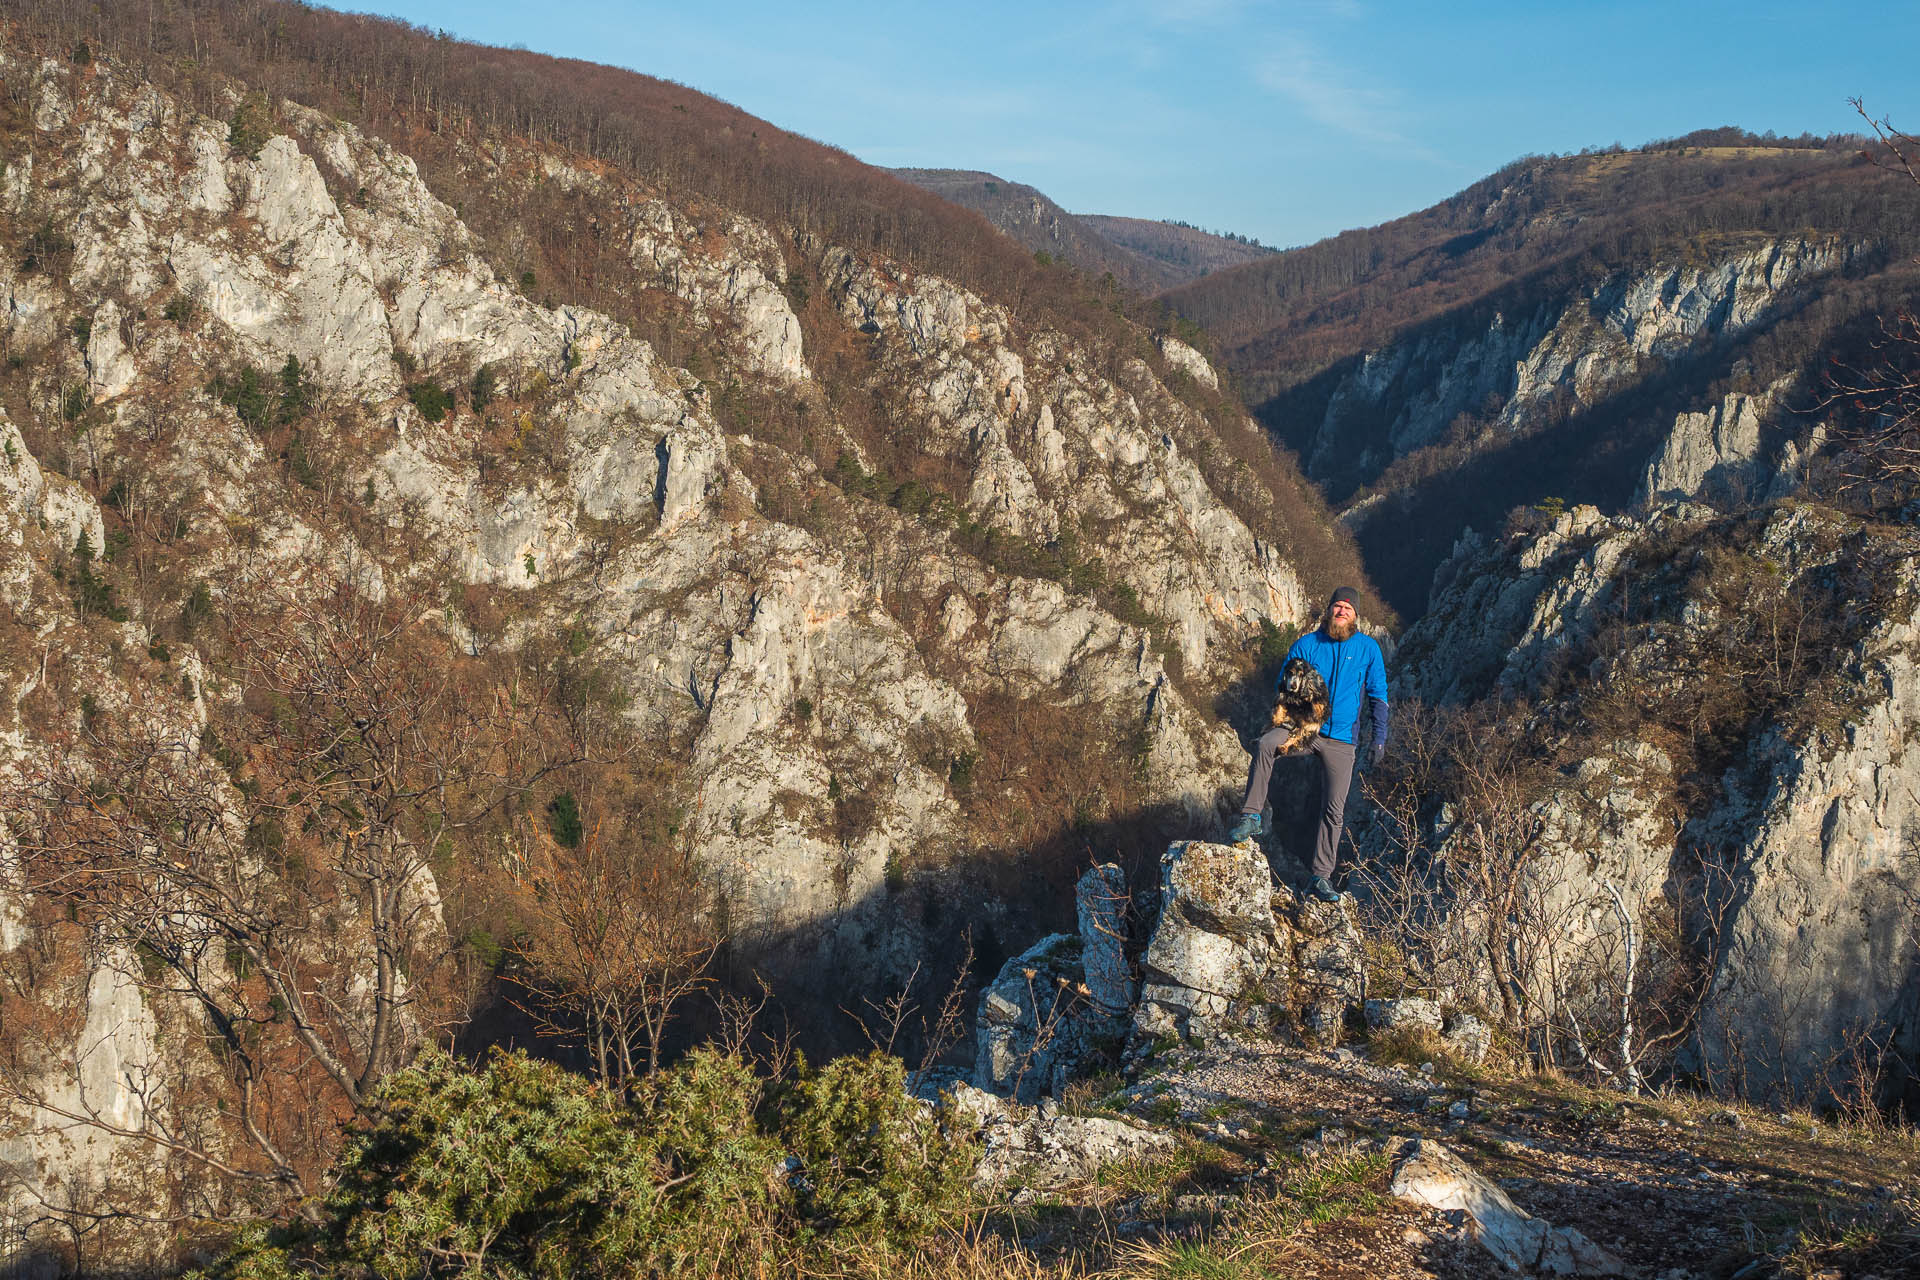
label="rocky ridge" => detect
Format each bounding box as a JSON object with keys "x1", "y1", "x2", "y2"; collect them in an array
[{"x1": 1310, "y1": 238, "x2": 1850, "y2": 497}]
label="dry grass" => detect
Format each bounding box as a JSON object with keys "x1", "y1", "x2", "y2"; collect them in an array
[
  {"x1": 1101, "y1": 1152, "x2": 1387, "y2": 1279},
  {"x1": 813, "y1": 1150, "x2": 1389, "y2": 1280}
]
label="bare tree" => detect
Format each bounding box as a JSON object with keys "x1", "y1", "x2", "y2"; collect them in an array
[
  {"x1": 505, "y1": 820, "x2": 718, "y2": 1083},
  {"x1": 3, "y1": 571, "x2": 580, "y2": 1217},
  {"x1": 1815, "y1": 103, "x2": 1920, "y2": 501}
]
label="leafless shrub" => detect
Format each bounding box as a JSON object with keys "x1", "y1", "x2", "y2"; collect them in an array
[
  {"x1": 1353, "y1": 700, "x2": 1732, "y2": 1093},
  {"x1": 504, "y1": 822, "x2": 718, "y2": 1084}
]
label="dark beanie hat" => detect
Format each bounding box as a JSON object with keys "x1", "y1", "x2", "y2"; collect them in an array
[{"x1": 1329, "y1": 586, "x2": 1359, "y2": 610}]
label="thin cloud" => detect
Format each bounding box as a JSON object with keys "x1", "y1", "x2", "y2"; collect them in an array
[{"x1": 1254, "y1": 33, "x2": 1441, "y2": 162}]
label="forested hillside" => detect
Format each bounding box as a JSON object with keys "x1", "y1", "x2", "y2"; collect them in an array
[
  {"x1": 1168, "y1": 132, "x2": 1908, "y2": 399},
  {"x1": 1078, "y1": 213, "x2": 1275, "y2": 278}
]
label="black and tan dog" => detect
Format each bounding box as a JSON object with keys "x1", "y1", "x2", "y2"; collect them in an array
[{"x1": 1269, "y1": 656, "x2": 1330, "y2": 755}]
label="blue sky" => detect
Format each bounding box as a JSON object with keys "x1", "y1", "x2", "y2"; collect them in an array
[{"x1": 355, "y1": 1, "x2": 1920, "y2": 249}]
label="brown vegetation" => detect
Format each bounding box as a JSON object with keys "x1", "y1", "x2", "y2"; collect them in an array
[
  {"x1": 0, "y1": 567, "x2": 663, "y2": 1221},
  {"x1": 1167, "y1": 133, "x2": 1915, "y2": 402}
]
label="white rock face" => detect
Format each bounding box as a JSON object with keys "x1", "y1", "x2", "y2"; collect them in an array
[
  {"x1": 1394, "y1": 503, "x2": 1637, "y2": 705},
  {"x1": 168, "y1": 137, "x2": 398, "y2": 397},
  {"x1": 1693, "y1": 588, "x2": 1920, "y2": 1101},
  {"x1": 1396, "y1": 497, "x2": 1920, "y2": 1105},
  {"x1": 1156, "y1": 334, "x2": 1219, "y2": 390},
  {"x1": 822, "y1": 251, "x2": 1312, "y2": 674},
  {"x1": 1310, "y1": 237, "x2": 1850, "y2": 480},
  {"x1": 84, "y1": 298, "x2": 138, "y2": 401},
  {"x1": 1, "y1": 951, "x2": 169, "y2": 1266},
  {"x1": 1637, "y1": 380, "x2": 1791, "y2": 509},
  {"x1": 628, "y1": 201, "x2": 808, "y2": 381}
]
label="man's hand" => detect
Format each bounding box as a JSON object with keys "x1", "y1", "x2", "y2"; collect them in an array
[{"x1": 1370, "y1": 740, "x2": 1386, "y2": 768}]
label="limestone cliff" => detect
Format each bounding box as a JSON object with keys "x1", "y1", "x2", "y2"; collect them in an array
[
  {"x1": 0, "y1": 43, "x2": 1358, "y2": 1261},
  {"x1": 1386, "y1": 497, "x2": 1920, "y2": 1109}
]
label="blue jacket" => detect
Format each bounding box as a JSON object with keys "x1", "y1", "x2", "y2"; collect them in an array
[{"x1": 1284, "y1": 628, "x2": 1389, "y2": 747}]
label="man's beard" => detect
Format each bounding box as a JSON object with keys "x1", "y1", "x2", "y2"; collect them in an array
[{"x1": 1324, "y1": 614, "x2": 1357, "y2": 640}]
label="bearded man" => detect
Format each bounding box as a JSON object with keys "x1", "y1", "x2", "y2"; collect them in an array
[{"x1": 1226, "y1": 587, "x2": 1388, "y2": 903}]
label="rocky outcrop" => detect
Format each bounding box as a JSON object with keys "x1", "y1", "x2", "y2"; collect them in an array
[
  {"x1": 1390, "y1": 494, "x2": 1920, "y2": 1107},
  {"x1": 1155, "y1": 334, "x2": 1219, "y2": 391},
  {"x1": 1134, "y1": 840, "x2": 1290, "y2": 1041},
  {"x1": 0, "y1": 951, "x2": 171, "y2": 1268},
  {"x1": 1130, "y1": 841, "x2": 1367, "y2": 1047},
  {"x1": 1390, "y1": 1138, "x2": 1627, "y2": 1275},
  {"x1": 943, "y1": 1081, "x2": 1174, "y2": 1189},
  {"x1": 974, "y1": 841, "x2": 1378, "y2": 1103},
  {"x1": 1289, "y1": 894, "x2": 1369, "y2": 1048},
  {"x1": 975, "y1": 866, "x2": 1133, "y2": 1102},
  {"x1": 1392, "y1": 503, "x2": 1641, "y2": 705},
  {"x1": 821, "y1": 250, "x2": 1312, "y2": 674},
  {"x1": 1691, "y1": 583, "x2": 1920, "y2": 1102},
  {"x1": 1637, "y1": 383, "x2": 1780, "y2": 509}
]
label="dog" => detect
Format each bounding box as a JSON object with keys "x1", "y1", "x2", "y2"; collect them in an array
[{"x1": 1269, "y1": 657, "x2": 1330, "y2": 755}]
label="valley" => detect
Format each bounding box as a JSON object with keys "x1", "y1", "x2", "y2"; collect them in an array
[{"x1": 0, "y1": 4, "x2": 1916, "y2": 1276}]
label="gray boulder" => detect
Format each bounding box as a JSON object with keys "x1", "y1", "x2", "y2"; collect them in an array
[
  {"x1": 1391, "y1": 1138, "x2": 1626, "y2": 1275},
  {"x1": 973, "y1": 865, "x2": 1134, "y2": 1101},
  {"x1": 1289, "y1": 895, "x2": 1367, "y2": 1047},
  {"x1": 1443, "y1": 1012, "x2": 1493, "y2": 1065},
  {"x1": 1076, "y1": 862, "x2": 1133, "y2": 1014},
  {"x1": 1365, "y1": 997, "x2": 1444, "y2": 1033},
  {"x1": 1135, "y1": 841, "x2": 1288, "y2": 1040},
  {"x1": 944, "y1": 1080, "x2": 1174, "y2": 1189}
]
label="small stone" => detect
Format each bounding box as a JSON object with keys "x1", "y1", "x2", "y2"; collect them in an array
[
  {"x1": 1448, "y1": 1100, "x2": 1470, "y2": 1119},
  {"x1": 1420, "y1": 1061, "x2": 1436, "y2": 1075}
]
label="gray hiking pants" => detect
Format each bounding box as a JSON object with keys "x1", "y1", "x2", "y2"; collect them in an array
[{"x1": 1240, "y1": 731, "x2": 1355, "y2": 881}]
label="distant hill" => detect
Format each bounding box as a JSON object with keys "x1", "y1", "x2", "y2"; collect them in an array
[
  {"x1": 1078, "y1": 214, "x2": 1275, "y2": 278},
  {"x1": 892, "y1": 169, "x2": 1274, "y2": 292},
  {"x1": 891, "y1": 168, "x2": 1182, "y2": 292}
]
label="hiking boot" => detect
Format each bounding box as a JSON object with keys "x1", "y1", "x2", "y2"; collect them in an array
[
  {"x1": 1309, "y1": 875, "x2": 1342, "y2": 904},
  {"x1": 1225, "y1": 812, "x2": 1266, "y2": 843}
]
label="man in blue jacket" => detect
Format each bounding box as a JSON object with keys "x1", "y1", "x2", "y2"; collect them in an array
[{"x1": 1226, "y1": 587, "x2": 1388, "y2": 903}]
